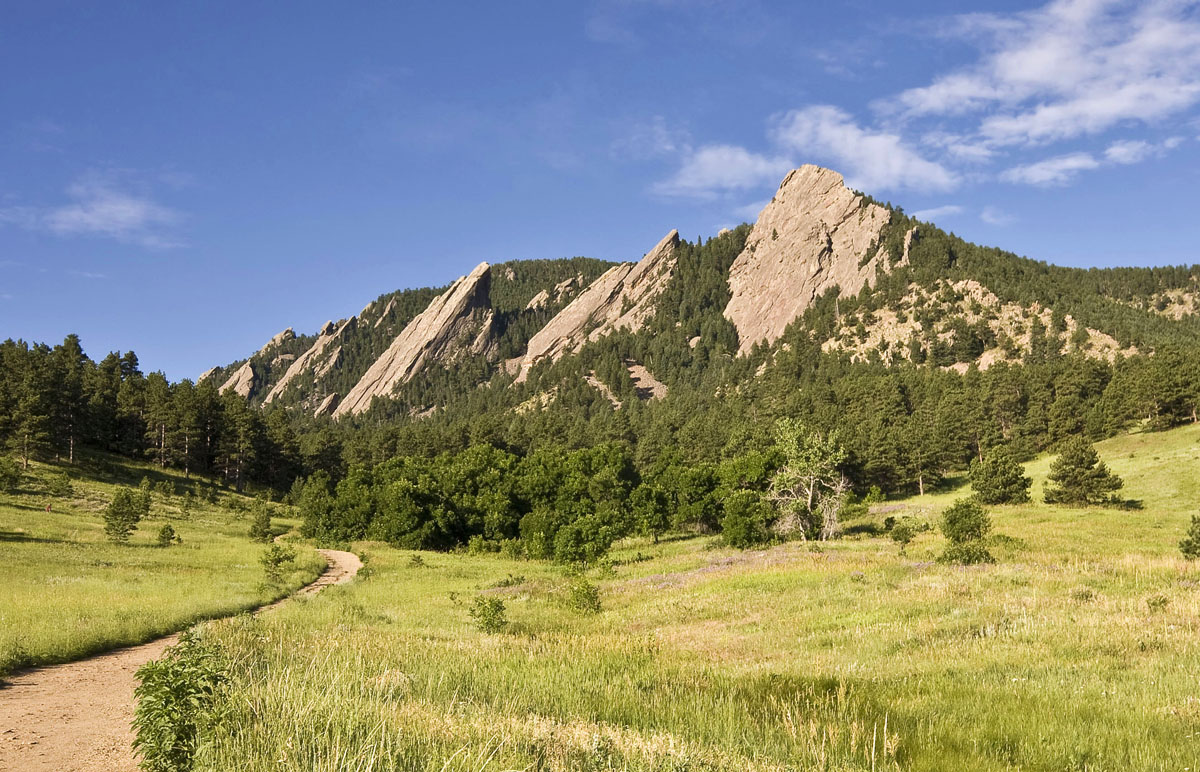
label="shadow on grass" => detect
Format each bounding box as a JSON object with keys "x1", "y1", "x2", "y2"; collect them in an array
[{"x1": 0, "y1": 529, "x2": 67, "y2": 544}]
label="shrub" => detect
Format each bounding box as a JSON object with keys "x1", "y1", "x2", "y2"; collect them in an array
[
  {"x1": 154, "y1": 480, "x2": 175, "y2": 499},
  {"x1": 720, "y1": 490, "x2": 770, "y2": 549},
  {"x1": 468, "y1": 595, "x2": 507, "y2": 633},
  {"x1": 939, "y1": 498, "x2": 994, "y2": 565},
  {"x1": 890, "y1": 520, "x2": 917, "y2": 552},
  {"x1": 259, "y1": 543, "x2": 296, "y2": 584},
  {"x1": 45, "y1": 472, "x2": 73, "y2": 498},
  {"x1": 969, "y1": 448, "x2": 1032, "y2": 504},
  {"x1": 157, "y1": 524, "x2": 181, "y2": 548},
  {"x1": 1181, "y1": 515, "x2": 1200, "y2": 560},
  {"x1": 1043, "y1": 437, "x2": 1123, "y2": 506},
  {"x1": 133, "y1": 630, "x2": 229, "y2": 772},
  {"x1": 248, "y1": 501, "x2": 272, "y2": 543},
  {"x1": 104, "y1": 488, "x2": 143, "y2": 543},
  {"x1": 407, "y1": 554, "x2": 427, "y2": 568},
  {"x1": 0, "y1": 456, "x2": 21, "y2": 492},
  {"x1": 565, "y1": 577, "x2": 602, "y2": 615}
]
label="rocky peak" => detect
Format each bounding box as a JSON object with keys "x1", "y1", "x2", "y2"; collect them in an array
[
  {"x1": 263, "y1": 317, "x2": 356, "y2": 405},
  {"x1": 724, "y1": 165, "x2": 893, "y2": 355},
  {"x1": 217, "y1": 327, "x2": 297, "y2": 398},
  {"x1": 510, "y1": 229, "x2": 679, "y2": 383},
  {"x1": 334, "y1": 262, "x2": 494, "y2": 417}
]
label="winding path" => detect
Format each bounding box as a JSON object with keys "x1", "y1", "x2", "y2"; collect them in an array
[{"x1": 0, "y1": 548, "x2": 361, "y2": 772}]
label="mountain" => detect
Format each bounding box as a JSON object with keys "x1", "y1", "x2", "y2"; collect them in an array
[{"x1": 203, "y1": 165, "x2": 1200, "y2": 430}]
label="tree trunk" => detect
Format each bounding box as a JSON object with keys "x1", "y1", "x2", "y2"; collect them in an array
[{"x1": 918, "y1": 474, "x2": 925, "y2": 496}]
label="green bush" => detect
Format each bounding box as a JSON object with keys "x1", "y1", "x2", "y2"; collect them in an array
[
  {"x1": 969, "y1": 448, "x2": 1031, "y2": 504},
  {"x1": 248, "y1": 501, "x2": 272, "y2": 543},
  {"x1": 939, "y1": 498, "x2": 994, "y2": 565},
  {"x1": 0, "y1": 456, "x2": 21, "y2": 492},
  {"x1": 155, "y1": 480, "x2": 175, "y2": 499},
  {"x1": 104, "y1": 488, "x2": 143, "y2": 543},
  {"x1": 157, "y1": 524, "x2": 181, "y2": 548},
  {"x1": 565, "y1": 577, "x2": 602, "y2": 615},
  {"x1": 1181, "y1": 515, "x2": 1200, "y2": 560},
  {"x1": 890, "y1": 520, "x2": 918, "y2": 552},
  {"x1": 720, "y1": 490, "x2": 770, "y2": 549},
  {"x1": 468, "y1": 595, "x2": 507, "y2": 633},
  {"x1": 45, "y1": 472, "x2": 73, "y2": 498},
  {"x1": 259, "y1": 543, "x2": 296, "y2": 584},
  {"x1": 133, "y1": 630, "x2": 229, "y2": 772}
]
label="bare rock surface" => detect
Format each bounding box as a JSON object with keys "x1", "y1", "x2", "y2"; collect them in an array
[
  {"x1": 724, "y1": 166, "x2": 892, "y2": 354},
  {"x1": 511, "y1": 230, "x2": 679, "y2": 382},
  {"x1": 335, "y1": 262, "x2": 494, "y2": 416},
  {"x1": 625, "y1": 360, "x2": 667, "y2": 400},
  {"x1": 263, "y1": 318, "x2": 355, "y2": 405},
  {"x1": 218, "y1": 361, "x2": 256, "y2": 397}
]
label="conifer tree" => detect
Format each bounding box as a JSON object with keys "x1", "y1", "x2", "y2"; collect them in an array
[{"x1": 1043, "y1": 437, "x2": 1123, "y2": 505}]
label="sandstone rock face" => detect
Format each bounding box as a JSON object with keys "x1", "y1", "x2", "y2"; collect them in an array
[
  {"x1": 263, "y1": 318, "x2": 356, "y2": 405},
  {"x1": 313, "y1": 392, "x2": 340, "y2": 417},
  {"x1": 198, "y1": 367, "x2": 221, "y2": 383},
  {"x1": 219, "y1": 361, "x2": 257, "y2": 398},
  {"x1": 334, "y1": 262, "x2": 494, "y2": 417},
  {"x1": 724, "y1": 166, "x2": 893, "y2": 354},
  {"x1": 511, "y1": 230, "x2": 679, "y2": 382}
]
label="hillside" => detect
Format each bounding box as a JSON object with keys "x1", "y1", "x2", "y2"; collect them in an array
[{"x1": 174, "y1": 422, "x2": 1200, "y2": 771}]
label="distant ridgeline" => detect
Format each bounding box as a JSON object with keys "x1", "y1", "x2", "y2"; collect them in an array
[{"x1": 3, "y1": 165, "x2": 1199, "y2": 553}]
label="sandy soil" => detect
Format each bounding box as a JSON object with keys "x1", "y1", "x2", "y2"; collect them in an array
[{"x1": 0, "y1": 548, "x2": 362, "y2": 772}]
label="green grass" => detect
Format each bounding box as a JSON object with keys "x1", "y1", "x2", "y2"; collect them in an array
[
  {"x1": 0, "y1": 455, "x2": 326, "y2": 676},
  {"x1": 183, "y1": 423, "x2": 1200, "y2": 771}
]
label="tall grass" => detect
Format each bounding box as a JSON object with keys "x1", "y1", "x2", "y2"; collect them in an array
[
  {"x1": 0, "y1": 456, "x2": 325, "y2": 675},
  {"x1": 180, "y1": 424, "x2": 1200, "y2": 769}
]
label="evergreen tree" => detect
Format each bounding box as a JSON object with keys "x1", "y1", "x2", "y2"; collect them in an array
[
  {"x1": 104, "y1": 488, "x2": 143, "y2": 542},
  {"x1": 1043, "y1": 437, "x2": 1124, "y2": 505},
  {"x1": 1180, "y1": 515, "x2": 1200, "y2": 560},
  {"x1": 969, "y1": 448, "x2": 1032, "y2": 504}
]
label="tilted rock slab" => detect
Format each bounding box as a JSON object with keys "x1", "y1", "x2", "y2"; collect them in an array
[
  {"x1": 263, "y1": 318, "x2": 355, "y2": 405},
  {"x1": 724, "y1": 166, "x2": 893, "y2": 355},
  {"x1": 217, "y1": 327, "x2": 296, "y2": 397},
  {"x1": 334, "y1": 262, "x2": 494, "y2": 417},
  {"x1": 510, "y1": 230, "x2": 679, "y2": 383}
]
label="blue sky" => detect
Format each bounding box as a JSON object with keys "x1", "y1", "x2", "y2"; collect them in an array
[{"x1": 2, "y1": 0, "x2": 1198, "y2": 380}]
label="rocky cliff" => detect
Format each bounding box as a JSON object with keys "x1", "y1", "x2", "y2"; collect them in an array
[
  {"x1": 262, "y1": 318, "x2": 355, "y2": 405},
  {"x1": 334, "y1": 262, "x2": 495, "y2": 417},
  {"x1": 510, "y1": 229, "x2": 679, "y2": 382},
  {"x1": 724, "y1": 165, "x2": 894, "y2": 355},
  {"x1": 213, "y1": 327, "x2": 297, "y2": 397}
]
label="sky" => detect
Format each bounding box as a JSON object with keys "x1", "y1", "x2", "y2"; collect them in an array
[{"x1": 2, "y1": 0, "x2": 1199, "y2": 380}]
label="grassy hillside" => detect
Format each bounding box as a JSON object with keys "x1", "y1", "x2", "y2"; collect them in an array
[
  {"x1": 181, "y1": 423, "x2": 1200, "y2": 771},
  {"x1": 0, "y1": 456, "x2": 326, "y2": 676}
]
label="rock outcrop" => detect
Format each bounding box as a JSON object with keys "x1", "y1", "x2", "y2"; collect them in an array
[
  {"x1": 334, "y1": 262, "x2": 494, "y2": 417},
  {"x1": 724, "y1": 166, "x2": 894, "y2": 355},
  {"x1": 511, "y1": 230, "x2": 679, "y2": 382},
  {"x1": 219, "y1": 361, "x2": 257, "y2": 398},
  {"x1": 263, "y1": 319, "x2": 355, "y2": 405}
]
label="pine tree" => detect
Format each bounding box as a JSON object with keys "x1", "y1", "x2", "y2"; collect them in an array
[
  {"x1": 1043, "y1": 436, "x2": 1124, "y2": 506},
  {"x1": 969, "y1": 447, "x2": 1032, "y2": 504},
  {"x1": 104, "y1": 488, "x2": 143, "y2": 543},
  {"x1": 1180, "y1": 515, "x2": 1200, "y2": 560}
]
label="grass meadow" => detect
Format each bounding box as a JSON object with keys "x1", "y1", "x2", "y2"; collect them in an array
[
  {"x1": 0, "y1": 455, "x2": 325, "y2": 676},
  {"x1": 185, "y1": 423, "x2": 1200, "y2": 771}
]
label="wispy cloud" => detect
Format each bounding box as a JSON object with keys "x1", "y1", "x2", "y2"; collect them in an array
[
  {"x1": 771, "y1": 106, "x2": 958, "y2": 193},
  {"x1": 611, "y1": 116, "x2": 691, "y2": 160},
  {"x1": 1000, "y1": 152, "x2": 1100, "y2": 186},
  {"x1": 981, "y1": 206, "x2": 1015, "y2": 226},
  {"x1": 887, "y1": 0, "x2": 1200, "y2": 148},
  {"x1": 0, "y1": 172, "x2": 184, "y2": 248},
  {"x1": 652, "y1": 145, "x2": 793, "y2": 199},
  {"x1": 911, "y1": 204, "x2": 964, "y2": 221}
]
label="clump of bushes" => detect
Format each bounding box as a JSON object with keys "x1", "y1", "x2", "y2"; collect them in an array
[
  {"x1": 260, "y1": 543, "x2": 296, "y2": 584},
  {"x1": 468, "y1": 596, "x2": 507, "y2": 633},
  {"x1": 938, "y1": 498, "x2": 995, "y2": 565},
  {"x1": 565, "y1": 577, "x2": 602, "y2": 615},
  {"x1": 133, "y1": 630, "x2": 229, "y2": 772}
]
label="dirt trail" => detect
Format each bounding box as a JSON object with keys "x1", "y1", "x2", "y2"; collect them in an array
[{"x1": 0, "y1": 548, "x2": 362, "y2": 772}]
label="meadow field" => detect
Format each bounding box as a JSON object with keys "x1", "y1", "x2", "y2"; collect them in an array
[
  {"x1": 0, "y1": 457, "x2": 325, "y2": 676},
  {"x1": 173, "y1": 423, "x2": 1200, "y2": 772}
]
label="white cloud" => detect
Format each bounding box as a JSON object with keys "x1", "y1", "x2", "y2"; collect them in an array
[
  {"x1": 980, "y1": 206, "x2": 1015, "y2": 225},
  {"x1": 612, "y1": 116, "x2": 691, "y2": 160},
  {"x1": 771, "y1": 106, "x2": 958, "y2": 192},
  {"x1": 1104, "y1": 136, "x2": 1184, "y2": 164},
  {"x1": 911, "y1": 204, "x2": 964, "y2": 221},
  {"x1": 0, "y1": 173, "x2": 182, "y2": 248},
  {"x1": 887, "y1": 0, "x2": 1200, "y2": 148},
  {"x1": 652, "y1": 145, "x2": 793, "y2": 199},
  {"x1": 1000, "y1": 152, "x2": 1100, "y2": 186}
]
